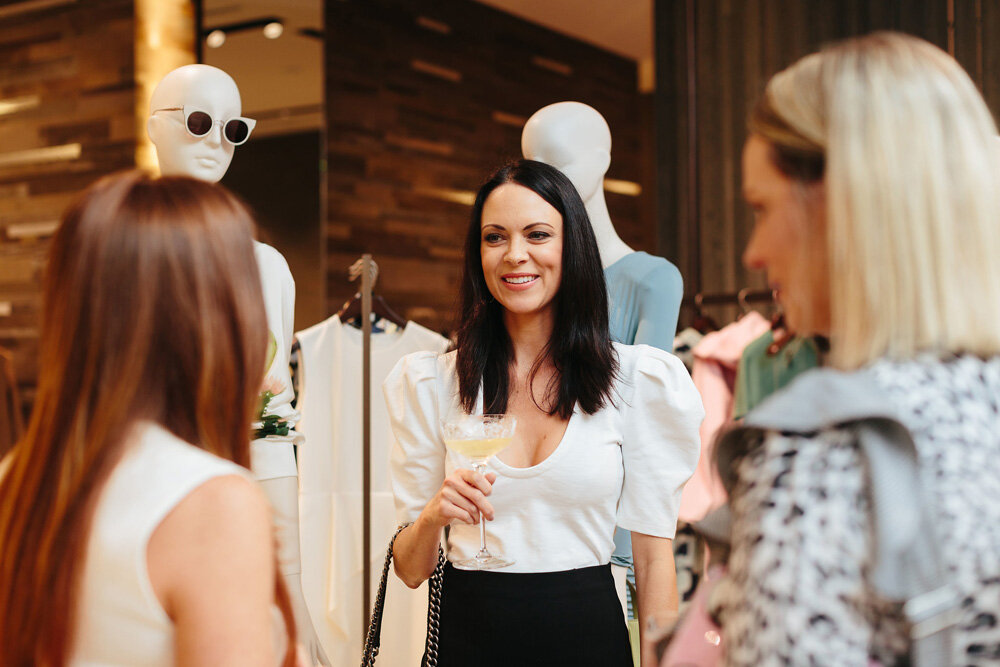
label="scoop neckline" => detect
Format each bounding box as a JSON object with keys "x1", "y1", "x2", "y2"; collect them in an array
[{"x1": 488, "y1": 406, "x2": 578, "y2": 479}]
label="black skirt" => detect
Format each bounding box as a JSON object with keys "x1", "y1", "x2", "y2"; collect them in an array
[{"x1": 431, "y1": 562, "x2": 633, "y2": 667}]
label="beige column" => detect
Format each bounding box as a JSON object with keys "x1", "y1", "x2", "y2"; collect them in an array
[{"x1": 134, "y1": 0, "x2": 196, "y2": 172}]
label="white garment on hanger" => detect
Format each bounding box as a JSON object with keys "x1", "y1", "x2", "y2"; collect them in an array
[{"x1": 296, "y1": 315, "x2": 449, "y2": 667}]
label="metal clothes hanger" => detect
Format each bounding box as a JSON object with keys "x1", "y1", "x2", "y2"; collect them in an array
[
  {"x1": 691, "y1": 293, "x2": 719, "y2": 334},
  {"x1": 337, "y1": 257, "x2": 407, "y2": 329}
]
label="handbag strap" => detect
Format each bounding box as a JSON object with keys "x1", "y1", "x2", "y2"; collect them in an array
[
  {"x1": 422, "y1": 542, "x2": 447, "y2": 667},
  {"x1": 362, "y1": 523, "x2": 446, "y2": 667}
]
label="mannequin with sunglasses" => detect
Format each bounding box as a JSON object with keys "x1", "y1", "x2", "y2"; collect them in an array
[{"x1": 148, "y1": 64, "x2": 329, "y2": 667}]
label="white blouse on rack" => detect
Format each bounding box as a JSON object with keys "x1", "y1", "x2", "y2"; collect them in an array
[
  {"x1": 383, "y1": 342, "x2": 704, "y2": 573},
  {"x1": 296, "y1": 315, "x2": 449, "y2": 667}
]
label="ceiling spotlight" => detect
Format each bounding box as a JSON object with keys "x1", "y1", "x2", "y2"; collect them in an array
[
  {"x1": 204, "y1": 17, "x2": 283, "y2": 44},
  {"x1": 263, "y1": 21, "x2": 284, "y2": 39},
  {"x1": 206, "y1": 29, "x2": 226, "y2": 48}
]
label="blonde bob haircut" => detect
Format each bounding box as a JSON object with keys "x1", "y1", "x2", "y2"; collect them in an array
[{"x1": 750, "y1": 32, "x2": 1000, "y2": 369}]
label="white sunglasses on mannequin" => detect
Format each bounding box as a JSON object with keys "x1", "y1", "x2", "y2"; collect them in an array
[{"x1": 152, "y1": 105, "x2": 257, "y2": 146}]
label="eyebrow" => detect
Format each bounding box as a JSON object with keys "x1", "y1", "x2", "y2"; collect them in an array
[{"x1": 480, "y1": 222, "x2": 555, "y2": 230}]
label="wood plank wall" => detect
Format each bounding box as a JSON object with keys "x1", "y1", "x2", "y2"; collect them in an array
[
  {"x1": 0, "y1": 0, "x2": 137, "y2": 416},
  {"x1": 656, "y1": 0, "x2": 997, "y2": 326},
  {"x1": 325, "y1": 0, "x2": 652, "y2": 334}
]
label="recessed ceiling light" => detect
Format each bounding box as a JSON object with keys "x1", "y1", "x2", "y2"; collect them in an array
[
  {"x1": 263, "y1": 21, "x2": 283, "y2": 39},
  {"x1": 206, "y1": 29, "x2": 226, "y2": 48}
]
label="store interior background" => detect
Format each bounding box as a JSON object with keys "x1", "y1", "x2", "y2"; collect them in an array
[{"x1": 2, "y1": 0, "x2": 999, "y2": 421}]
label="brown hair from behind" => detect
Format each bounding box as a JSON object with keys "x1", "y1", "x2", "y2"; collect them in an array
[{"x1": 0, "y1": 171, "x2": 296, "y2": 665}]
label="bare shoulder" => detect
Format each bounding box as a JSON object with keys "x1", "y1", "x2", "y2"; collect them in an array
[
  {"x1": 148, "y1": 474, "x2": 274, "y2": 617},
  {"x1": 157, "y1": 474, "x2": 271, "y2": 547}
]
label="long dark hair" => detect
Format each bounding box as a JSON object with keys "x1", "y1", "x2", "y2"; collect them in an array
[
  {"x1": 455, "y1": 159, "x2": 618, "y2": 419},
  {"x1": 0, "y1": 172, "x2": 296, "y2": 666}
]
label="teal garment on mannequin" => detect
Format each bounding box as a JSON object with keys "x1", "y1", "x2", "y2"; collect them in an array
[
  {"x1": 731, "y1": 331, "x2": 820, "y2": 420},
  {"x1": 604, "y1": 252, "x2": 683, "y2": 573},
  {"x1": 605, "y1": 252, "x2": 684, "y2": 352}
]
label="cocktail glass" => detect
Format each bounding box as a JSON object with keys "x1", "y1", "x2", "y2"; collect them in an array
[{"x1": 441, "y1": 413, "x2": 517, "y2": 569}]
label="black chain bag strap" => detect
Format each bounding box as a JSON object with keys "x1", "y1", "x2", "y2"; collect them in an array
[{"x1": 362, "y1": 523, "x2": 446, "y2": 667}]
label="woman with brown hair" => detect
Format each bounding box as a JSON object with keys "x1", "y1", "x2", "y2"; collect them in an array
[{"x1": 0, "y1": 172, "x2": 297, "y2": 666}]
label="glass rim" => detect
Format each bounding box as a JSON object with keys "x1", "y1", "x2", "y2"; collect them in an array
[
  {"x1": 441, "y1": 413, "x2": 516, "y2": 421},
  {"x1": 440, "y1": 413, "x2": 517, "y2": 431}
]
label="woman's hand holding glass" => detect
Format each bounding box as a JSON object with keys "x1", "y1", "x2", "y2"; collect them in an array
[
  {"x1": 420, "y1": 467, "x2": 497, "y2": 528},
  {"x1": 439, "y1": 414, "x2": 516, "y2": 568}
]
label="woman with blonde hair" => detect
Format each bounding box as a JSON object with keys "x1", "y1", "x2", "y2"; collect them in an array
[
  {"x1": 0, "y1": 172, "x2": 297, "y2": 666},
  {"x1": 716, "y1": 32, "x2": 1000, "y2": 665}
]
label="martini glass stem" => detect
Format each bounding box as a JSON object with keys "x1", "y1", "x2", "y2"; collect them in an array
[{"x1": 474, "y1": 462, "x2": 490, "y2": 558}]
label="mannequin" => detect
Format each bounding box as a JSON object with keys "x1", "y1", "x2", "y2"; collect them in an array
[
  {"x1": 522, "y1": 101, "x2": 632, "y2": 268},
  {"x1": 148, "y1": 64, "x2": 328, "y2": 666},
  {"x1": 521, "y1": 101, "x2": 683, "y2": 351},
  {"x1": 523, "y1": 101, "x2": 686, "y2": 620}
]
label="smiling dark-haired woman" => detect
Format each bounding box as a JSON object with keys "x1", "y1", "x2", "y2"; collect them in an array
[{"x1": 384, "y1": 159, "x2": 704, "y2": 666}]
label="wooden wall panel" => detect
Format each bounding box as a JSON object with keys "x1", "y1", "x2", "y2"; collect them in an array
[
  {"x1": 325, "y1": 0, "x2": 651, "y2": 334},
  {"x1": 656, "y1": 0, "x2": 981, "y2": 326},
  {"x1": 954, "y1": 0, "x2": 1000, "y2": 120},
  {"x1": 0, "y1": 0, "x2": 137, "y2": 416},
  {"x1": 983, "y1": 2, "x2": 1000, "y2": 117}
]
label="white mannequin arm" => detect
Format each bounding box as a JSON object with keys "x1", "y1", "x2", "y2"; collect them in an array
[{"x1": 257, "y1": 474, "x2": 330, "y2": 667}]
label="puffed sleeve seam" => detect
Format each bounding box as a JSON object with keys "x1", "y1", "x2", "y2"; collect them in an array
[
  {"x1": 386, "y1": 350, "x2": 440, "y2": 388},
  {"x1": 384, "y1": 350, "x2": 454, "y2": 526},
  {"x1": 616, "y1": 344, "x2": 704, "y2": 538},
  {"x1": 622, "y1": 344, "x2": 701, "y2": 411},
  {"x1": 383, "y1": 351, "x2": 444, "y2": 432}
]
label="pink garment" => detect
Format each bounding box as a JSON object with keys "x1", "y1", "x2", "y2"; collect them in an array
[
  {"x1": 680, "y1": 312, "x2": 770, "y2": 522},
  {"x1": 659, "y1": 564, "x2": 727, "y2": 667}
]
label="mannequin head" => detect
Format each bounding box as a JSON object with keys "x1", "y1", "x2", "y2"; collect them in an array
[
  {"x1": 147, "y1": 64, "x2": 250, "y2": 183},
  {"x1": 521, "y1": 102, "x2": 611, "y2": 203}
]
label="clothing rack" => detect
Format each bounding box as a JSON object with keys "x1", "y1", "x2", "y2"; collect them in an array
[
  {"x1": 679, "y1": 289, "x2": 776, "y2": 333},
  {"x1": 348, "y1": 254, "x2": 376, "y2": 633},
  {"x1": 681, "y1": 288, "x2": 774, "y2": 310}
]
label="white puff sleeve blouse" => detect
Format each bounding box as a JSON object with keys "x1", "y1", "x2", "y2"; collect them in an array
[{"x1": 383, "y1": 343, "x2": 704, "y2": 573}]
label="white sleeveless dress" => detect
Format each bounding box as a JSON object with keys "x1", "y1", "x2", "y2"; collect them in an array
[{"x1": 68, "y1": 422, "x2": 273, "y2": 666}]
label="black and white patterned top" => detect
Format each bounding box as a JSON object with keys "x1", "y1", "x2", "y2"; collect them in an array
[{"x1": 716, "y1": 354, "x2": 1000, "y2": 666}]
